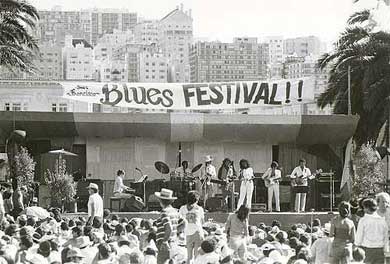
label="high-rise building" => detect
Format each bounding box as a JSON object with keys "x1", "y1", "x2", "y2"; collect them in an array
[
  {"x1": 189, "y1": 38, "x2": 260, "y2": 83},
  {"x1": 139, "y1": 52, "x2": 168, "y2": 82},
  {"x1": 94, "y1": 29, "x2": 134, "y2": 60},
  {"x1": 90, "y1": 9, "x2": 137, "y2": 46},
  {"x1": 96, "y1": 59, "x2": 128, "y2": 82},
  {"x1": 264, "y1": 36, "x2": 284, "y2": 64},
  {"x1": 31, "y1": 42, "x2": 64, "y2": 80},
  {"x1": 258, "y1": 43, "x2": 270, "y2": 79},
  {"x1": 62, "y1": 36, "x2": 94, "y2": 80},
  {"x1": 159, "y1": 5, "x2": 193, "y2": 83},
  {"x1": 37, "y1": 7, "x2": 137, "y2": 46},
  {"x1": 133, "y1": 19, "x2": 159, "y2": 45},
  {"x1": 284, "y1": 36, "x2": 324, "y2": 57}
]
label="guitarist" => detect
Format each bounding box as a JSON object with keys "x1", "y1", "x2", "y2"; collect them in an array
[
  {"x1": 200, "y1": 155, "x2": 217, "y2": 208},
  {"x1": 290, "y1": 158, "x2": 311, "y2": 213},
  {"x1": 218, "y1": 158, "x2": 237, "y2": 210},
  {"x1": 262, "y1": 161, "x2": 282, "y2": 212}
]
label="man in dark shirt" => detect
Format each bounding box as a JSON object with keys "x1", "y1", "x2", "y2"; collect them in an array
[{"x1": 154, "y1": 188, "x2": 181, "y2": 264}]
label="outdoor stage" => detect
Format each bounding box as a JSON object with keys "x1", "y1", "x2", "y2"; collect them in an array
[{"x1": 64, "y1": 211, "x2": 337, "y2": 228}]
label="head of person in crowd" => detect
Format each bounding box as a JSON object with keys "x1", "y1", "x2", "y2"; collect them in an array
[
  {"x1": 362, "y1": 198, "x2": 378, "y2": 214},
  {"x1": 289, "y1": 237, "x2": 300, "y2": 250},
  {"x1": 103, "y1": 209, "x2": 111, "y2": 219},
  {"x1": 201, "y1": 238, "x2": 217, "y2": 254},
  {"x1": 98, "y1": 243, "x2": 112, "y2": 260},
  {"x1": 271, "y1": 220, "x2": 281, "y2": 228},
  {"x1": 67, "y1": 247, "x2": 85, "y2": 263},
  {"x1": 338, "y1": 201, "x2": 351, "y2": 218},
  {"x1": 155, "y1": 188, "x2": 176, "y2": 209},
  {"x1": 186, "y1": 190, "x2": 200, "y2": 206},
  {"x1": 236, "y1": 205, "x2": 250, "y2": 222},
  {"x1": 312, "y1": 218, "x2": 321, "y2": 227},
  {"x1": 376, "y1": 192, "x2": 390, "y2": 212},
  {"x1": 115, "y1": 223, "x2": 125, "y2": 237},
  {"x1": 38, "y1": 240, "x2": 51, "y2": 258},
  {"x1": 72, "y1": 226, "x2": 82, "y2": 239},
  {"x1": 239, "y1": 159, "x2": 249, "y2": 170},
  {"x1": 92, "y1": 216, "x2": 103, "y2": 229}
]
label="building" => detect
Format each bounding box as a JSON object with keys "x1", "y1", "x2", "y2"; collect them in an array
[
  {"x1": 90, "y1": 9, "x2": 137, "y2": 45},
  {"x1": 265, "y1": 36, "x2": 284, "y2": 64},
  {"x1": 159, "y1": 5, "x2": 193, "y2": 83},
  {"x1": 139, "y1": 52, "x2": 168, "y2": 82},
  {"x1": 30, "y1": 42, "x2": 64, "y2": 80},
  {"x1": 190, "y1": 38, "x2": 260, "y2": 83},
  {"x1": 37, "y1": 9, "x2": 92, "y2": 46},
  {"x1": 96, "y1": 59, "x2": 128, "y2": 82},
  {"x1": 284, "y1": 36, "x2": 326, "y2": 57},
  {"x1": 37, "y1": 7, "x2": 137, "y2": 46},
  {"x1": 62, "y1": 36, "x2": 94, "y2": 80},
  {"x1": 94, "y1": 29, "x2": 134, "y2": 60},
  {"x1": 283, "y1": 55, "x2": 305, "y2": 79},
  {"x1": 258, "y1": 43, "x2": 270, "y2": 79},
  {"x1": 133, "y1": 19, "x2": 159, "y2": 45}
]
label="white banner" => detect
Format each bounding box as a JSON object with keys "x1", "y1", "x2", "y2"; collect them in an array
[{"x1": 61, "y1": 78, "x2": 314, "y2": 110}]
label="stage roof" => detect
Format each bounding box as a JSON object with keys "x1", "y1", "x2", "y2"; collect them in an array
[{"x1": 0, "y1": 112, "x2": 358, "y2": 144}]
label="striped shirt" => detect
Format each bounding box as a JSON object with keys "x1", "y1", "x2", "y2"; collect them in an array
[{"x1": 155, "y1": 206, "x2": 180, "y2": 244}]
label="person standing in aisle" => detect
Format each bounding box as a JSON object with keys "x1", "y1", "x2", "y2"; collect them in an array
[
  {"x1": 236, "y1": 159, "x2": 254, "y2": 209},
  {"x1": 86, "y1": 183, "x2": 103, "y2": 226}
]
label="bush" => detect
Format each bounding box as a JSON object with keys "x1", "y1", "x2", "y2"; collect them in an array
[
  {"x1": 352, "y1": 143, "x2": 384, "y2": 198},
  {"x1": 45, "y1": 157, "x2": 76, "y2": 208},
  {"x1": 14, "y1": 146, "x2": 36, "y2": 201}
]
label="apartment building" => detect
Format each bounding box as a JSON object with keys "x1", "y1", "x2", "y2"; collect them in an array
[
  {"x1": 284, "y1": 36, "x2": 325, "y2": 57},
  {"x1": 139, "y1": 52, "x2": 168, "y2": 82}
]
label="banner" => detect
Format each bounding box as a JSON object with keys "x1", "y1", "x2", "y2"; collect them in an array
[{"x1": 61, "y1": 78, "x2": 314, "y2": 110}]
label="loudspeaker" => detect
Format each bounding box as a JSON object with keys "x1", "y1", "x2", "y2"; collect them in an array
[
  {"x1": 206, "y1": 197, "x2": 224, "y2": 212},
  {"x1": 124, "y1": 196, "x2": 145, "y2": 212}
]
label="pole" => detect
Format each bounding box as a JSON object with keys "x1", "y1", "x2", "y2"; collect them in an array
[
  {"x1": 348, "y1": 65, "x2": 352, "y2": 115},
  {"x1": 178, "y1": 142, "x2": 182, "y2": 166}
]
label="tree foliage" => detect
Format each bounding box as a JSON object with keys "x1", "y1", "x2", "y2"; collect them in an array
[
  {"x1": 352, "y1": 143, "x2": 384, "y2": 198},
  {"x1": 14, "y1": 146, "x2": 35, "y2": 187},
  {"x1": 0, "y1": 0, "x2": 39, "y2": 73},
  {"x1": 45, "y1": 157, "x2": 76, "y2": 208},
  {"x1": 317, "y1": 7, "x2": 390, "y2": 147}
]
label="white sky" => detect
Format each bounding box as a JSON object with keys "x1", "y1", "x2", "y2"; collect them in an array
[{"x1": 30, "y1": 0, "x2": 376, "y2": 46}]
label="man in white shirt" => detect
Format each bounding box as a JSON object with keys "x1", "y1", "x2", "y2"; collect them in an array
[
  {"x1": 87, "y1": 183, "x2": 103, "y2": 225},
  {"x1": 356, "y1": 198, "x2": 389, "y2": 264},
  {"x1": 200, "y1": 155, "x2": 217, "y2": 208},
  {"x1": 290, "y1": 159, "x2": 311, "y2": 212},
  {"x1": 114, "y1": 170, "x2": 133, "y2": 198},
  {"x1": 262, "y1": 161, "x2": 282, "y2": 212}
]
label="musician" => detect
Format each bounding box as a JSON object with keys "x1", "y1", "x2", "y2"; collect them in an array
[
  {"x1": 237, "y1": 159, "x2": 254, "y2": 209},
  {"x1": 290, "y1": 159, "x2": 311, "y2": 212},
  {"x1": 262, "y1": 161, "x2": 281, "y2": 212},
  {"x1": 218, "y1": 159, "x2": 236, "y2": 210},
  {"x1": 200, "y1": 155, "x2": 217, "y2": 208},
  {"x1": 113, "y1": 169, "x2": 133, "y2": 199},
  {"x1": 175, "y1": 160, "x2": 189, "y2": 178}
]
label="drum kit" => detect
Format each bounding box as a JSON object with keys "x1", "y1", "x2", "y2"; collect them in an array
[{"x1": 154, "y1": 161, "x2": 203, "y2": 193}]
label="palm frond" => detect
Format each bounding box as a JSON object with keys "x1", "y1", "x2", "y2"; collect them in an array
[{"x1": 347, "y1": 10, "x2": 371, "y2": 25}]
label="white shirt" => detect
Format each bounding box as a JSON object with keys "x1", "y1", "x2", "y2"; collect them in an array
[
  {"x1": 356, "y1": 212, "x2": 389, "y2": 250},
  {"x1": 114, "y1": 176, "x2": 126, "y2": 193},
  {"x1": 194, "y1": 252, "x2": 220, "y2": 264},
  {"x1": 88, "y1": 193, "x2": 103, "y2": 218},
  {"x1": 262, "y1": 168, "x2": 282, "y2": 185},
  {"x1": 290, "y1": 166, "x2": 311, "y2": 186},
  {"x1": 179, "y1": 204, "x2": 204, "y2": 236},
  {"x1": 241, "y1": 167, "x2": 254, "y2": 181},
  {"x1": 202, "y1": 164, "x2": 217, "y2": 179}
]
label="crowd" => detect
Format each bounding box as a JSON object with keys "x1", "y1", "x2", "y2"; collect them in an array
[{"x1": 0, "y1": 184, "x2": 388, "y2": 264}]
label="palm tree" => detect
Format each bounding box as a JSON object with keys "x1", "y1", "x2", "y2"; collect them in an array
[
  {"x1": 0, "y1": 0, "x2": 39, "y2": 73},
  {"x1": 317, "y1": 8, "x2": 390, "y2": 147}
]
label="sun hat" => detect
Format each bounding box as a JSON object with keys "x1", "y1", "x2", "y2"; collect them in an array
[
  {"x1": 75, "y1": 236, "x2": 91, "y2": 248},
  {"x1": 205, "y1": 155, "x2": 213, "y2": 162},
  {"x1": 86, "y1": 183, "x2": 99, "y2": 190},
  {"x1": 154, "y1": 188, "x2": 177, "y2": 200}
]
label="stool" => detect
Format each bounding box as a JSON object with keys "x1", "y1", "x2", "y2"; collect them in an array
[{"x1": 110, "y1": 197, "x2": 123, "y2": 212}]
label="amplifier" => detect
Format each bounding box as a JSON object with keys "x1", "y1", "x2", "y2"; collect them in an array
[{"x1": 206, "y1": 197, "x2": 224, "y2": 212}]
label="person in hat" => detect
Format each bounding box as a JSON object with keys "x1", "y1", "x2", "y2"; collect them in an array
[
  {"x1": 310, "y1": 223, "x2": 333, "y2": 264},
  {"x1": 262, "y1": 161, "x2": 282, "y2": 212},
  {"x1": 67, "y1": 247, "x2": 86, "y2": 263},
  {"x1": 86, "y1": 183, "x2": 103, "y2": 226},
  {"x1": 200, "y1": 155, "x2": 217, "y2": 208},
  {"x1": 154, "y1": 188, "x2": 180, "y2": 264}
]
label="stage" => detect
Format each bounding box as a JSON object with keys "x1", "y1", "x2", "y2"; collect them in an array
[{"x1": 63, "y1": 211, "x2": 337, "y2": 229}]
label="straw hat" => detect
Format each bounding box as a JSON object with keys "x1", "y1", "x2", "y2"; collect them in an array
[
  {"x1": 205, "y1": 155, "x2": 213, "y2": 162},
  {"x1": 67, "y1": 247, "x2": 85, "y2": 259},
  {"x1": 154, "y1": 188, "x2": 177, "y2": 200},
  {"x1": 86, "y1": 183, "x2": 99, "y2": 190}
]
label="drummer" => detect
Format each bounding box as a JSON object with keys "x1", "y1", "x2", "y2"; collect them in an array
[
  {"x1": 113, "y1": 170, "x2": 133, "y2": 199},
  {"x1": 175, "y1": 160, "x2": 190, "y2": 178}
]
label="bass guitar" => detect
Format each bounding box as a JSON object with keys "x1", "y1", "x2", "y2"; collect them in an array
[{"x1": 290, "y1": 169, "x2": 322, "y2": 187}]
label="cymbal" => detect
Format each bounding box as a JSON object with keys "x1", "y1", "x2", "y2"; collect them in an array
[
  {"x1": 191, "y1": 163, "x2": 203, "y2": 173},
  {"x1": 155, "y1": 161, "x2": 170, "y2": 174}
]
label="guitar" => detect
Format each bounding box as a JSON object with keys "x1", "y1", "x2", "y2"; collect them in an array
[
  {"x1": 264, "y1": 175, "x2": 281, "y2": 188},
  {"x1": 290, "y1": 169, "x2": 322, "y2": 187}
]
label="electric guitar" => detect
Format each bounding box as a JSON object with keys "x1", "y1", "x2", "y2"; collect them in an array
[
  {"x1": 290, "y1": 169, "x2": 322, "y2": 187},
  {"x1": 264, "y1": 175, "x2": 281, "y2": 188}
]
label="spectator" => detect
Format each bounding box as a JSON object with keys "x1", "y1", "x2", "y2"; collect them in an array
[
  {"x1": 355, "y1": 198, "x2": 389, "y2": 264},
  {"x1": 194, "y1": 238, "x2": 219, "y2": 264},
  {"x1": 225, "y1": 205, "x2": 249, "y2": 261},
  {"x1": 310, "y1": 223, "x2": 333, "y2": 264},
  {"x1": 351, "y1": 247, "x2": 366, "y2": 264}
]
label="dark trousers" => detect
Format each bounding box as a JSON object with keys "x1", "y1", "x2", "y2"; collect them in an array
[{"x1": 362, "y1": 247, "x2": 384, "y2": 264}]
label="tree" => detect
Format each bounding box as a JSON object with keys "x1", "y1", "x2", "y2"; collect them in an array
[
  {"x1": 0, "y1": 0, "x2": 39, "y2": 73},
  {"x1": 45, "y1": 157, "x2": 76, "y2": 210},
  {"x1": 14, "y1": 146, "x2": 35, "y2": 202},
  {"x1": 317, "y1": 6, "x2": 390, "y2": 147}
]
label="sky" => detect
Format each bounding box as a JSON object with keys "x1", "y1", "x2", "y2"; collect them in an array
[{"x1": 30, "y1": 0, "x2": 376, "y2": 46}]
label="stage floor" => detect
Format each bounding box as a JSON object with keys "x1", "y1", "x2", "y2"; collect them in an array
[{"x1": 64, "y1": 211, "x2": 338, "y2": 228}]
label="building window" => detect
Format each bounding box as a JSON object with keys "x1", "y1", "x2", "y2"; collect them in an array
[
  {"x1": 52, "y1": 103, "x2": 57, "y2": 112},
  {"x1": 59, "y1": 103, "x2": 68, "y2": 112}
]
